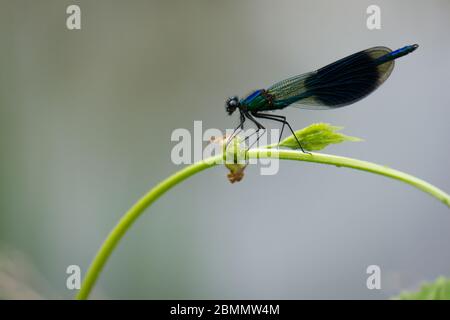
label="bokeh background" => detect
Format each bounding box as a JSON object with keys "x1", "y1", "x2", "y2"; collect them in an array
[{"x1": 0, "y1": 0, "x2": 449, "y2": 299}]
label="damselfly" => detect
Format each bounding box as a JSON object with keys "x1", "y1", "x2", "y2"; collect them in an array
[{"x1": 225, "y1": 44, "x2": 419, "y2": 151}]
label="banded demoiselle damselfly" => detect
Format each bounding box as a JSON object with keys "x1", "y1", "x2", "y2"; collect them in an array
[{"x1": 225, "y1": 44, "x2": 419, "y2": 151}]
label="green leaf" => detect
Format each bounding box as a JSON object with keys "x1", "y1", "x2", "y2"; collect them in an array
[
  {"x1": 278, "y1": 123, "x2": 362, "y2": 151},
  {"x1": 393, "y1": 277, "x2": 450, "y2": 300}
]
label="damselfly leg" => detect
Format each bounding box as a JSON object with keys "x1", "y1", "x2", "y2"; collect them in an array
[
  {"x1": 225, "y1": 113, "x2": 245, "y2": 148},
  {"x1": 251, "y1": 112, "x2": 308, "y2": 153}
]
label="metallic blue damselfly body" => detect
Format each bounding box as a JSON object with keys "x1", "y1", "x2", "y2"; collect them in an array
[{"x1": 225, "y1": 44, "x2": 419, "y2": 151}]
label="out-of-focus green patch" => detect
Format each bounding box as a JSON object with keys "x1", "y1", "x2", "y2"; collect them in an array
[
  {"x1": 279, "y1": 123, "x2": 362, "y2": 151},
  {"x1": 394, "y1": 277, "x2": 450, "y2": 300}
]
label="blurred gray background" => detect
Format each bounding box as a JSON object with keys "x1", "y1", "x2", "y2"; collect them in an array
[{"x1": 0, "y1": 0, "x2": 449, "y2": 299}]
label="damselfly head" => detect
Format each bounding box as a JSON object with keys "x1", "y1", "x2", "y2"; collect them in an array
[{"x1": 225, "y1": 96, "x2": 239, "y2": 115}]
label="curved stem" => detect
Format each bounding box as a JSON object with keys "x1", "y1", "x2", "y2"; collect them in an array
[
  {"x1": 248, "y1": 149, "x2": 449, "y2": 206},
  {"x1": 76, "y1": 149, "x2": 449, "y2": 299},
  {"x1": 76, "y1": 154, "x2": 223, "y2": 300}
]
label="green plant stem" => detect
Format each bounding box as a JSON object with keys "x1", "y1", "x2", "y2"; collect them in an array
[
  {"x1": 75, "y1": 154, "x2": 222, "y2": 300},
  {"x1": 76, "y1": 149, "x2": 449, "y2": 300}
]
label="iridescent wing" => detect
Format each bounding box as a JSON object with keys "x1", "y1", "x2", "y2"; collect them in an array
[{"x1": 267, "y1": 47, "x2": 395, "y2": 109}]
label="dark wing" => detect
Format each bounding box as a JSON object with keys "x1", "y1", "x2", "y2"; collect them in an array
[{"x1": 267, "y1": 47, "x2": 395, "y2": 109}]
